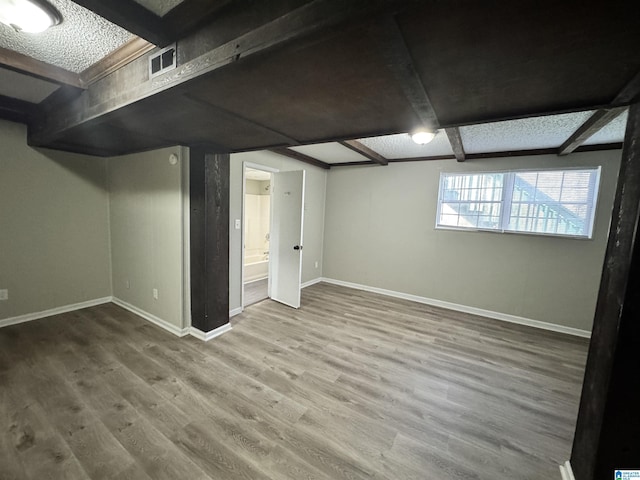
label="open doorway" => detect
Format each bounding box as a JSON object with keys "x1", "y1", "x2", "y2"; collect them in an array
[
  {"x1": 243, "y1": 166, "x2": 273, "y2": 307},
  {"x1": 241, "y1": 162, "x2": 306, "y2": 310}
]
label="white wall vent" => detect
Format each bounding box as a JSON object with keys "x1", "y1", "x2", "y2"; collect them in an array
[{"x1": 149, "y1": 44, "x2": 177, "y2": 78}]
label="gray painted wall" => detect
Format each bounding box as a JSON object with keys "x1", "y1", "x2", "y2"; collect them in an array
[
  {"x1": 108, "y1": 147, "x2": 186, "y2": 329},
  {"x1": 0, "y1": 120, "x2": 111, "y2": 320},
  {"x1": 230, "y1": 151, "x2": 327, "y2": 312},
  {"x1": 323, "y1": 151, "x2": 621, "y2": 331}
]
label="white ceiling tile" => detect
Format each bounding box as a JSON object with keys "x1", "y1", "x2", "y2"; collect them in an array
[
  {"x1": 132, "y1": 0, "x2": 186, "y2": 16},
  {"x1": 357, "y1": 131, "x2": 454, "y2": 158},
  {"x1": 0, "y1": 0, "x2": 134, "y2": 73},
  {"x1": 583, "y1": 109, "x2": 628, "y2": 145},
  {"x1": 460, "y1": 111, "x2": 595, "y2": 154},
  {"x1": 290, "y1": 142, "x2": 369, "y2": 164},
  {"x1": 0, "y1": 68, "x2": 58, "y2": 103}
]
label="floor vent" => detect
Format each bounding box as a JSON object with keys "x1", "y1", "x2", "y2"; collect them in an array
[{"x1": 149, "y1": 44, "x2": 177, "y2": 78}]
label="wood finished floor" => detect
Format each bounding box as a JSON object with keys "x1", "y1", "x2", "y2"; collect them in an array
[
  {"x1": 244, "y1": 278, "x2": 269, "y2": 307},
  {"x1": 0, "y1": 283, "x2": 589, "y2": 480}
]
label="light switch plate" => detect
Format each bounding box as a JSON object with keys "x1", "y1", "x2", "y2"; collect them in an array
[{"x1": 235, "y1": 219, "x2": 241, "y2": 229}]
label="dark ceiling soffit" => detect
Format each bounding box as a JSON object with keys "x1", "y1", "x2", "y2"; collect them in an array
[
  {"x1": 80, "y1": 37, "x2": 155, "y2": 87},
  {"x1": 71, "y1": 0, "x2": 170, "y2": 46},
  {"x1": 0, "y1": 94, "x2": 38, "y2": 124},
  {"x1": 558, "y1": 107, "x2": 627, "y2": 156},
  {"x1": 182, "y1": 94, "x2": 301, "y2": 145},
  {"x1": 339, "y1": 140, "x2": 388, "y2": 165},
  {"x1": 0, "y1": 46, "x2": 83, "y2": 89},
  {"x1": 444, "y1": 127, "x2": 465, "y2": 162},
  {"x1": 74, "y1": 0, "x2": 236, "y2": 47},
  {"x1": 162, "y1": 0, "x2": 235, "y2": 41},
  {"x1": 376, "y1": 14, "x2": 438, "y2": 129},
  {"x1": 269, "y1": 147, "x2": 331, "y2": 169},
  {"x1": 31, "y1": 0, "x2": 402, "y2": 146}
]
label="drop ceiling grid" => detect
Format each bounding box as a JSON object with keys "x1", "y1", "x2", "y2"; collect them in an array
[
  {"x1": 460, "y1": 111, "x2": 596, "y2": 154},
  {"x1": 0, "y1": 68, "x2": 59, "y2": 102},
  {"x1": 583, "y1": 109, "x2": 628, "y2": 145},
  {"x1": 289, "y1": 142, "x2": 370, "y2": 164},
  {"x1": 357, "y1": 131, "x2": 454, "y2": 158},
  {"x1": 0, "y1": 0, "x2": 134, "y2": 73}
]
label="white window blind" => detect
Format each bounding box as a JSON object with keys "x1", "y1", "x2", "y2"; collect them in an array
[{"x1": 436, "y1": 167, "x2": 601, "y2": 238}]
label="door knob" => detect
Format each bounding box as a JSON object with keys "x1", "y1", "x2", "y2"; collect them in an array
[{"x1": 293, "y1": 245, "x2": 303, "y2": 250}]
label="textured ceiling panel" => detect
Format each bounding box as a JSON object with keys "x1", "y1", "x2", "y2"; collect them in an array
[
  {"x1": 132, "y1": 0, "x2": 185, "y2": 16},
  {"x1": 357, "y1": 131, "x2": 454, "y2": 159},
  {"x1": 583, "y1": 109, "x2": 629, "y2": 146},
  {"x1": 460, "y1": 111, "x2": 595, "y2": 154},
  {"x1": 0, "y1": 0, "x2": 133, "y2": 73},
  {"x1": 0, "y1": 67, "x2": 58, "y2": 102},
  {"x1": 290, "y1": 142, "x2": 369, "y2": 164}
]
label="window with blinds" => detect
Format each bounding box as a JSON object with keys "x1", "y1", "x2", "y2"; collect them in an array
[{"x1": 436, "y1": 167, "x2": 601, "y2": 238}]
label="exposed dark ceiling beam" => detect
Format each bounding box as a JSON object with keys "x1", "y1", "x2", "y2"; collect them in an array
[
  {"x1": 269, "y1": 147, "x2": 331, "y2": 170},
  {"x1": 0, "y1": 47, "x2": 83, "y2": 88},
  {"x1": 0, "y1": 95, "x2": 38, "y2": 125},
  {"x1": 445, "y1": 127, "x2": 465, "y2": 162},
  {"x1": 339, "y1": 140, "x2": 388, "y2": 165},
  {"x1": 80, "y1": 37, "x2": 155, "y2": 86},
  {"x1": 558, "y1": 69, "x2": 640, "y2": 156},
  {"x1": 613, "y1": 70, "x2": 640, "y2": 105},
  {"x1": 31, "y1": 0, "x2": 404, "y2": 146},
  {"x1": 327, "y1": 143, "x2": 623, "y2": 167},
  {"x1": 329, "y1": 161, "x2": 377, "y2": 167},
  {"x1": 558, "y1": 107, "x2": 627, "y2": 156},
  {"x1": 71, "y1": 0, "x2": 170, "y2": 46},
  {"x1": 377, "y1": 15, "x2": 438, "y2": 129}
]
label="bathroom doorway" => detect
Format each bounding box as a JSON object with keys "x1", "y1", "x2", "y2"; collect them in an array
[{"x1": 243, "y1": 166, "x2": 273, "y2": 306}]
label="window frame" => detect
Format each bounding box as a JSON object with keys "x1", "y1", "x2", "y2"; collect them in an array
[{"x1": 435, "y1": 166, "x2": 602, "y2": 239}]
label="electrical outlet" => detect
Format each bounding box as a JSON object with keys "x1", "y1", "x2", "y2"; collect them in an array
[
  {"x1": 153, "y1": 288, "x2": 158, "y2": 300},
  {"x1": 0, "y1": 289, "x2": 7, "y2": 301},
  {"x1": 234, "y1": 219, "x2": 241, "y2": 229},
  {"x1": 314, "y1": 261, "x2": 319, "y2": 269},
  {"x1": 125, "y1": 279, "x2": 130, "y2": 289}
]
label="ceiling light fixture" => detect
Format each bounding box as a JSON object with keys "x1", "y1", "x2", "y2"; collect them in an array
[
  {"x1": 0, "y1": 0, "x2": 61, "y2": 33},
  {"x1": 410, "y1": 128, "x2": 437, "y2": 145}
]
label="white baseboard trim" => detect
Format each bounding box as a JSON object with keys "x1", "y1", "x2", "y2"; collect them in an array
[
  {"x1": 190, "y1": 323, "x2": 232, "y2": 341},
  {"x1": 229, "y1": 307, "x2": 243, "y2": 318},
  {"x1": 244, "y1": 276, "x2": 268, "y2": 285},
  {"x1": 559, "y1": 461, "x2": 575, "y2": 480},
  {"x1": 301, "y1": 277, "x2": 323, "y2": 289},
  {"x1": 112, "y1": 297, "x2": 189, "y2": 337},
  {"x1": 321, "y1": 277, "x2": 591, "y2": 338},
  {"x1": 0, "y1": 297, "x2": 112, "y2": 329}
]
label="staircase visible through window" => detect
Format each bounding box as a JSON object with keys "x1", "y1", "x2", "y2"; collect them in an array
[{"x1": 436, "y1": 167, "x2": 601, "y2": 238}]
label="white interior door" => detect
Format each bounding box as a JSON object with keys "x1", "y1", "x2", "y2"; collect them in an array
[{"x1": 270, "y1": 170, "x2": 305, "y2": 308}]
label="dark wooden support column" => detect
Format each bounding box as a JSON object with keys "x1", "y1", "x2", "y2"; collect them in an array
[
  {"x1": 570, "y1": 102, "x2": 640, "y2": 479},
  {"x1": 189, "y1": 148, "x2": 230, "y2": 333}
]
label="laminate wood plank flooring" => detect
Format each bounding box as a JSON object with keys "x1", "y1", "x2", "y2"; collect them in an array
[
  {"x1": 0, "y1": 282, "x2": 589, "y2": 479},
  {"x1": 244, "y1": 278, "x2": 269, "y2": 306}
]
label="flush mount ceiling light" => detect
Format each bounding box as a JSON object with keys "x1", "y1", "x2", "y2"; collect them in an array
[
  {"x1": 0, "y1": 0, "x2": 61, "y2": 33},
  {"x1": 410, "y1": 128, "x2": 437, "y2": 145}
]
